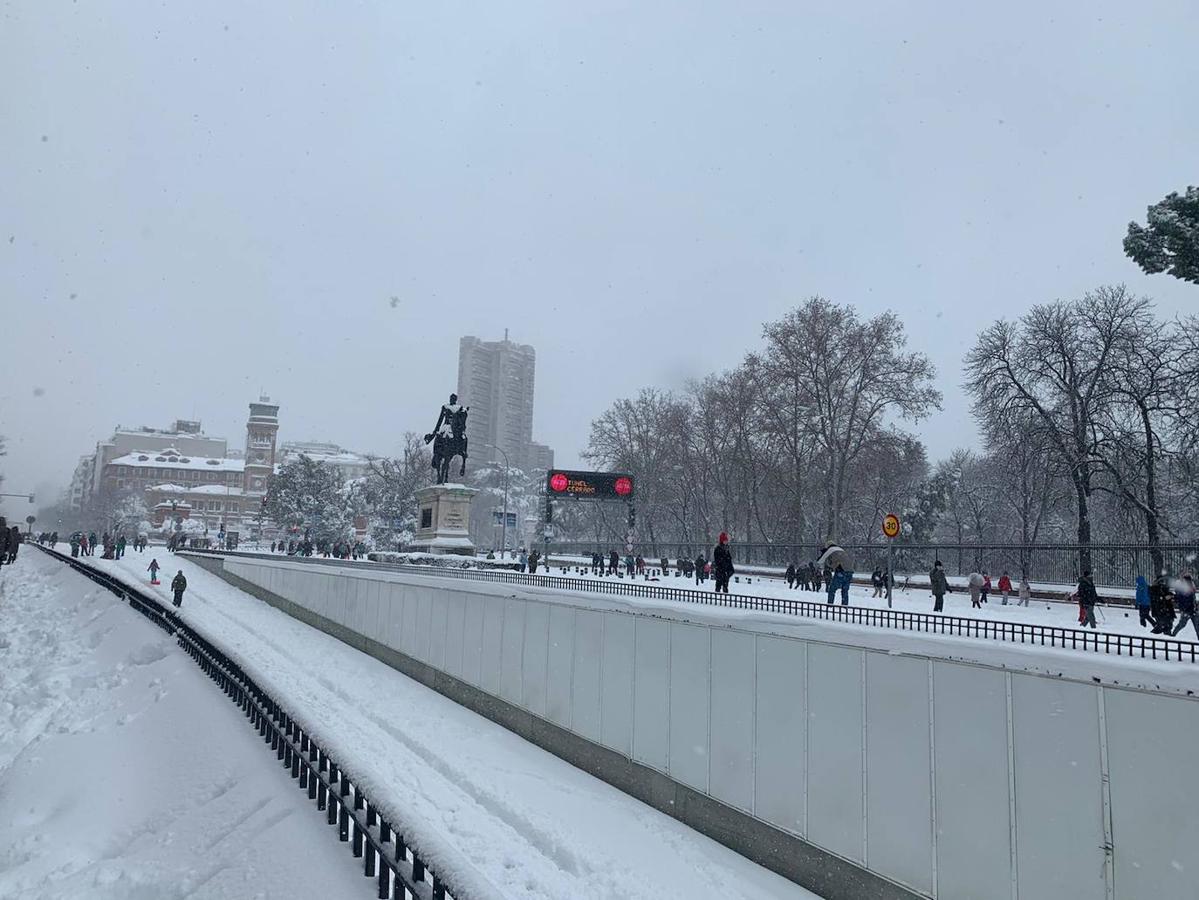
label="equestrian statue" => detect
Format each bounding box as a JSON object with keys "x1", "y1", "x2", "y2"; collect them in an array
[{"x1": 425, "y1": 393, "x2": 469, "y2": 484}]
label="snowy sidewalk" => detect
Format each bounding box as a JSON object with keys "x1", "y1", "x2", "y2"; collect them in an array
[
  {"x1": 74, "y1": 548, "x2": 815, "y2": 900},
  {"x1": 0, "y1": 553, "x2": 364, "y2": 900}
]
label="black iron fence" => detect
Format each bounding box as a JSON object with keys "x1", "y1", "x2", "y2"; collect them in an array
[
  {"x1": 184, "y1": 548, "x2": 1198, "y2": 663},
  {"x1": 547, "y1": 541, "x2": 1199, "y2": 589},
  {"x1": 34, "y1": 544, "x2": 460, "y2": 900},
  {"x1": 388, "y1": 562, "x2": 1197, "y2": 662}
]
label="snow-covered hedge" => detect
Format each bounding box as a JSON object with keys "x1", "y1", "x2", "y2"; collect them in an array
[{"x1": 366, "y1": 551, "x2": 524, "y2": 571}]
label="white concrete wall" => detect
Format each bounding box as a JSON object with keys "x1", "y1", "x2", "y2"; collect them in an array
[{"x1": 224, "y1": 557, "x2": 1199, "y2": 900}]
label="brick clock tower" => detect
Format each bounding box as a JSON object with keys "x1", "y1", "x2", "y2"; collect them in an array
[{"x1": 244, "y1": 397, "x2": 279, "y2": 500}]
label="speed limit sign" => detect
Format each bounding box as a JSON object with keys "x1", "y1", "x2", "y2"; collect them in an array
[{"x1": 882, "y1": 513, "x2": 901, "y2": 539}]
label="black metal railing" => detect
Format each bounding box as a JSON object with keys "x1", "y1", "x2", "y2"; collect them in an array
[
  {"x1": 546, "y1": 541, "x2": 1199, "y2": 588},
  {"x1": 34, "y1": 544, "x2": 460, "y2": 900},
  {"x1": 182, "y1": 548, "x2": 1198, "y2": 663}
]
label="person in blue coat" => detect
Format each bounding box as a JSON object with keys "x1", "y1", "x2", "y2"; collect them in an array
[{"x1": 1134, "y1": 575, "x2": 1155, "y2": 629}]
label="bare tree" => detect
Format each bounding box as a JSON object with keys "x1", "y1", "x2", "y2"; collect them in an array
[
  {"x1": 964, "y1": 285, "x2": 1150, "y2": 572},
  {"x1": 584, "y1": 388, "x2": 690, "y2": 547},
  {"x1": 760, "y1": 297, "x2": 940, "y2": 541},
  {"x1": 1090, "y1": 309, "x2": 1191, "y2": 574}
]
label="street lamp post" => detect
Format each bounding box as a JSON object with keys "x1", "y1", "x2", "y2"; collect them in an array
[{"x1": 481, "y1": 443, "x2": 511, "y2": 558}]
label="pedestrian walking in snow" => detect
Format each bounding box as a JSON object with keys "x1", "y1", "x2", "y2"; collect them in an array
[
  {"x1": 1017, "y1": 577, "x2": 1031, "y2": 607},
  {"x1": 871, "y1": 568, "x2": 884, "y2": 598},
  {"x1": 518, "y1": 549, "x2": 528, "y2": 573},
  {"x1": 1077, "y1": 571, "x2": 1099, "y2": 629},
  {"x1": 998, "y1": 572, "x2": 1012, "y2": 605},
  {"x1": 1171, "y1": 574, "x2": 1198, "y2": 639},
  {"x1": 981, "y1": 572, "x2": 991, "y2": 604},
  {"x1": 116, "y1": 535, "x2": 127, "y2": 559},
  {"x1": 817, "y1": 545, "x2": 854, "y2": 605},
  {"x1": 930, "y1": 561, "x2": 951, "y2": 612},
  {"x1": 785, "y1": 563, "x2": 796, "y2": 589},
  {"x1": 1150, "y1": 574, "x2": 1175, "y2": 634},
  {"x1": 694, "y1": 553, "x2": 706, "y2": 585},
  {"x1": 828, "y1": 564, "x2": 851, "y2": 605},
  {"x1": 148, "y1": 558, "x2": 161, "y2": 584},
  {"x1": 171, "y1": 570, "x2": 187, "y2": 607},
  {"x1": 7, "y1": 524, "x2": 22, "y2": 564},
  {"x1": 713, "y1": 533, "x2": 734, "y2": 594},
  {"x1": 1134, "y1": 575, "x2": 1155, "y2": 629},
  {"x1": 966, "y1": 572, "x2": 984, "y2": 608}
]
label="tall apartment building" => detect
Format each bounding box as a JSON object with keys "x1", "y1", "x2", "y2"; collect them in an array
[{"x1": 457, "y1": 333, "x2": 549, "y2": 473}]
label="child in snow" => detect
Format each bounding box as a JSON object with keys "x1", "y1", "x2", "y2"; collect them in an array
[
  {"x1": 1017, "y1": 578, "x2": 1031, "y2": 607},
  {"x1": 998, "y1": 572, "x2": 1012, "y2": 605},
  {"x1": 981, "y1": 572, "x2": 991, "y2": 604},
  {"x1": 148, "y1": 558, "x2": 161, "y2": 584}
]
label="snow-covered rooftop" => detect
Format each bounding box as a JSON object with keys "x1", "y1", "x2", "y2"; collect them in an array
[{"x1": 112, "y1": 450, "x2": 244, "y2": 472}]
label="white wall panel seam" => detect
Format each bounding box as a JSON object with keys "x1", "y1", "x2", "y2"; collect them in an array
[
  {"x1": 1097, "y1": 688, "x2": 1115, "y2": 900},
  {"x1": 751, "y1": 631, "x2": 759, "y2": 819},
  {"x1": 861, "y1": 650, "x2": 869, "y2": 866},
  {"x1": 802, "y1": 640, "x2": 809, "y2": 837},
  {"x1": 544, "y1": 602, "x2": 552, "y2": 726},
  {"x1": 666, "y1": 615, "x2": 673, "y2": 782},
  {"x1": 598, "y1": 613, "x2": 606, "y2": 740},
  {"x1": 928, "y1": 659, "x2": 938, "y2": 899},
  {"x1": 1005, "y1": 672, "x2": 1018, "y2": 900},
  {"x1": 519, "y1": 596, "x2": 529, "y2": 713},
  {"x1": 706, "y1": 627, "x2": 713, "y2": 793},
  {"x1": 567, "y1": 607, "x2": 576, "y2": 731}
]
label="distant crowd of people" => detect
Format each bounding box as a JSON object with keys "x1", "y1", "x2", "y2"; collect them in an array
[
  {"x1": 268, "y1": 538, "x2": 367, "y2": 560},
  {"x1": 64, "y1": 530, "x2": 148, "y2": 559},
  {"x1": 0, "y1": 518, "x2": 24, "y2": 566}
]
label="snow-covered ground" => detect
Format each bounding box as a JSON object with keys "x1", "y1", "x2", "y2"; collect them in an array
[
  {"x1": 199, "y1": 548, "x2": 1199, "y2": 696},
  {"x1": 62, "y1": 547, "x2": 816, "y2": 900},
  {"x1": 212, "y1": 546, "x2": 1193, "y2": 644},
  {"x1": 539, "y1": 566, "x2": 1194, "y2": 642},
  {"x1": 0, "y1": 552, "x2": 364, "y2": 900}
]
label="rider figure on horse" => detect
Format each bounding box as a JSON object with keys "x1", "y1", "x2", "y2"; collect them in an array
[{"x1": 425, "y1": 393, "x2": 469, "y2": 483}]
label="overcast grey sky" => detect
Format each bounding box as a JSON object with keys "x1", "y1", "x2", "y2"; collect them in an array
[{"x1": 2, "y1": 0, "x2": 1196, "y2": 518}]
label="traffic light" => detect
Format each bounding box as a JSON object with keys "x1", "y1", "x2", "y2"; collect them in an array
[{"x1": 544, "y1": 498, "x2": 553, "y2": 524}]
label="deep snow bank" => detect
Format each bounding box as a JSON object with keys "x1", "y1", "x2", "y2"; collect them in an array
[{"x1": 0, "y1": 553, "x2": 362, "y2": 900}]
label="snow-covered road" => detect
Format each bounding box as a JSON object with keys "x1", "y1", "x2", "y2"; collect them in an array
[
  {"x1": 0, "y1": 552, "x2": 365, "y2": 900},
  {"x1": 66, "y1": 547, "x2": 815, "y2": 900}
]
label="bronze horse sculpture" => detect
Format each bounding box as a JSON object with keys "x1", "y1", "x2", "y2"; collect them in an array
[{"x1": 425, "y1": 393, "x2": 469, "y2": 484}]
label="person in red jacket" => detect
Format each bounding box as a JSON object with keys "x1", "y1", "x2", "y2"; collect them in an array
[{"x1": 997, "y1": 572, "x2": 1013, "y2": 605}]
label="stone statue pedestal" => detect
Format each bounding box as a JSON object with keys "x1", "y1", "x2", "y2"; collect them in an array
[{"x1": 408, "y1": 483, "x2": 478, "y2": 555}]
